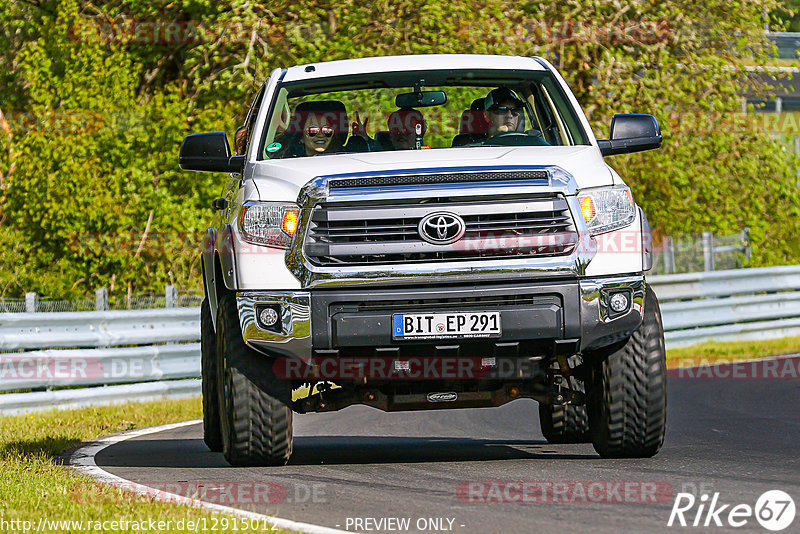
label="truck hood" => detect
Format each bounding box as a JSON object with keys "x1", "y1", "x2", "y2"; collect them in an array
[{"x1": 248, "y1": 145, "x2": 613, "y2": 202}]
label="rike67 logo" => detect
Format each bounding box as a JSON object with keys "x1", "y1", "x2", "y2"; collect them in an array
[{"x1": 668, "y1": 490, "x2": 796, "y2": 531}]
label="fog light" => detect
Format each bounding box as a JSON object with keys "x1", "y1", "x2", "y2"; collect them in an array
[
  {"x1": 609, "y1": 292, "x2": 629, "y2": 313},
  {"x1": 259, "y1": 307, "x2": 279, "y2": 327}
]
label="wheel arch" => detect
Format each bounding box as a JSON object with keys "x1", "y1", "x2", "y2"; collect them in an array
[{"x1": 202, "y1": 225, "x2": 238, "y2": 329}]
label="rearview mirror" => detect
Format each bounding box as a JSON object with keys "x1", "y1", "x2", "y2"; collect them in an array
[
  {"x1": 597, "y1": 114, "x2": 662, "y2": 156},
  {"x1": 395, "y1": 90, "x2": 447, "y2": 108},
  {"x1": 179, "y1": 132, "x2": 245, "y2": 173}
]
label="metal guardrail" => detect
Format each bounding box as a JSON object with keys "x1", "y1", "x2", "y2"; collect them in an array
[
  {"x1": 0, "y1": 307, "x2": 201, "y2": 414},
  {"x1": 0, "y1": 344, "x2": 200, "y2": 391},
  {"x1": 767, "y1": 32, "x2": 800, "y2": 60},
  {"x1": 1, "y1": 265, "x2": 798, "y2": 413},
  {"x1": 0, "y1": 379, "x2": 201, "y2": 415},
  {"x1": 0, "y1": 308, "x2": 200, "y2": 350},
  {"x1": 650, "y1": 265, "x2": 800, "y2": 348},
  {"x1": 649, "y1": 264, "x2": 800, "y2": 300}
]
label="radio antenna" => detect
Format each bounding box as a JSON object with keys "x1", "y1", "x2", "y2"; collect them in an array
[{"x1": 251, "y1": 19, "x2": 263, "y2": 94}]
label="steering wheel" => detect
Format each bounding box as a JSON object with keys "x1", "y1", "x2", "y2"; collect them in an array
[{"x1": 492, "y1": 132, "x2": 529, "y2": 139}]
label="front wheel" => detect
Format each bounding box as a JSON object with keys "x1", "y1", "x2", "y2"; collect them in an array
[
  {"x1": 588, "y1": 286, "x2": 667, "y2": 458},
  {"x1": 216, "y1": 292, "x2": 293, "y2": 466}
]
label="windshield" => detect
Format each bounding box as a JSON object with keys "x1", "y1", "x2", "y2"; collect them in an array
[{"x1": 258, "y1": 69, "x2": 589, "y2": 160}]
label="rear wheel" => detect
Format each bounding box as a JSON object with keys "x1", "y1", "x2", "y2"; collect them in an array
[
  {"x1": 588, "y1": 286, "x2": 667, "y2": 458},
  {"x1": 539, "y1": 402, "x2": 590, "y2": 444},
  {"x1": 200, "y1": 298, "x2": 222, "y2": 452},
  {"x1": 216, "y1": 292, "x2": 293, "y2": 466},
  {"x1": 539, "y1": 355, "x2": 590, "y2": 444}
]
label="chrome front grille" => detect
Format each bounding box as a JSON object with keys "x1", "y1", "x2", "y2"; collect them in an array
[{"x1": 304, "y1": 197, "x2": 578, "y2": 266}]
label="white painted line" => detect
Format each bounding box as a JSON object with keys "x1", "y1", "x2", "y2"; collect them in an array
[{"x1": 67, "y1": 419, "x2": 352, "y2": 534}]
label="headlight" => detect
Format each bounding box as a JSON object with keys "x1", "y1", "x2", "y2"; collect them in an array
[
  {"x1": 239, "y1": 202, "x2": 300, "y2": 248},
  {"x1": 577, "y1": 186, "x2": 636, "y2": 235}
]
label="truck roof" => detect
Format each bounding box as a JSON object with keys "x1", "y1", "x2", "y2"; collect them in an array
[{"x1": 282, "y1": 54, "x2": 547, "y2": 83}]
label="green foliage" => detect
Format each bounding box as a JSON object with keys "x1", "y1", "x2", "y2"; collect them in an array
[
  {"x1": 773, "y1": 0, "x2": 800, "y2": 32},
  {"x1": 0, "y1": 0, "x2": 798, "y2": 297},
  {"x1": 0, "y1": 0, "x2": 234, "y2": 297}
]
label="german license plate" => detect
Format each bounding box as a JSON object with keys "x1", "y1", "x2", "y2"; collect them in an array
[{"x1": 392, "y1": 312, "x2": 501, "y2": 340}]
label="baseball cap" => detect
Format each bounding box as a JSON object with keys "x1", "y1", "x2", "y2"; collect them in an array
[{"x1": 484, "y1": 88, "x2": 524, "y2": 111}]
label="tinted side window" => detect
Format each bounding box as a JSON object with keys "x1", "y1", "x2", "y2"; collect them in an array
[{"x1": 235, "y1": 84, "x2": 267, "y2": 155}]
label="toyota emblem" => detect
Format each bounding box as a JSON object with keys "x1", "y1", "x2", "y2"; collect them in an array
[{"x1": 418, "y1": 212, "x2": 466, "y2": 244}]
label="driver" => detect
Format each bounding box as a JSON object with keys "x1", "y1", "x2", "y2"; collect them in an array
[{"x1": 483, "y1": 87, "x2": 525, "y2": 138}]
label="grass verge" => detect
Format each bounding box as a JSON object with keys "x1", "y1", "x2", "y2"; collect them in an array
[
  {"x1": 0, "y1": 397, "x2": 290, "y2": 533},
  {"x1": 666, "y1": 336, "x2": 800, "y2": 368}
]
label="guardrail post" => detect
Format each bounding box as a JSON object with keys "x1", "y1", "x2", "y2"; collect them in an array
[
  {"x1": 663, "y1": 237, "x2": 675, "y2": 274},
  {"x1": 25, "y1": 292, "x2": 37, "y2": 313},
  {"x1": 165, "y1": 285, "x2": 177, "y2": 308},
  {"x1": 703, "y1": 232, "x2": 715, "y2": 272},
  {"x1": 742, "y1": 227, "x2": 752, "y2": 263},
  {"x1": 95, "y1": 287, "x2": 108, "y2": 311}
]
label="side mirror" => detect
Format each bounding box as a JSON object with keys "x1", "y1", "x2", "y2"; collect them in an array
[
  {"x1": 179, "y1": 132, "x2": 245, "y2": 172},
  {"x1": 597, "y1": 114, "x2": 662, "y2": 156}
]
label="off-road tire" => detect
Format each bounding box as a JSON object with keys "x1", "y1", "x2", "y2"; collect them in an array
[
  {"x1": 539, "y1": 403, "x2": 591, "y2": 444},
  {"x1": 216, "y1": 292, "x2": 293, "y2": 466},
  {"x1": 588, "y1": 286, "x2": 667, "y2": 458},
  {"x1": 201, "y1": 298, "x2": 223, "y2": 452}
]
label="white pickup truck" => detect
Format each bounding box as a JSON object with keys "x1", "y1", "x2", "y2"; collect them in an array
[{"x1": 179, "y1": 54, "x2": 667, "y2": 466}]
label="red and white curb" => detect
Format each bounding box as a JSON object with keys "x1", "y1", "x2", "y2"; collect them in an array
[{"x1": 67, "y1": 419, "x2": 350, "y2": 534}]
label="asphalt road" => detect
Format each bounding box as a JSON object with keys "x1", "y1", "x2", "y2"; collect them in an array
[{"x1": 93, "y1": 357, "x2": 800, "y2": 533}]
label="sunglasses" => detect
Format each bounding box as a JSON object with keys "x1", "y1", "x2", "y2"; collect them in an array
[
  {"x1": 488, "y1": 106, "x2": 522, "y2": 116},
  {"x1": 306, "y1": 125, "x2": 335, "y2": 137}
]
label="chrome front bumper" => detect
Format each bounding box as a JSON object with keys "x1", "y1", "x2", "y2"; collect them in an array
[
  {"x1": 579, "y1": 275, "x2": 646, "y2": 350},
  {"x1": 237, "y1": 274, "x2": 646, "y2": 363},
  {"x1": 237, "y1": 291, "x2": 312, "y2": 364}
]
